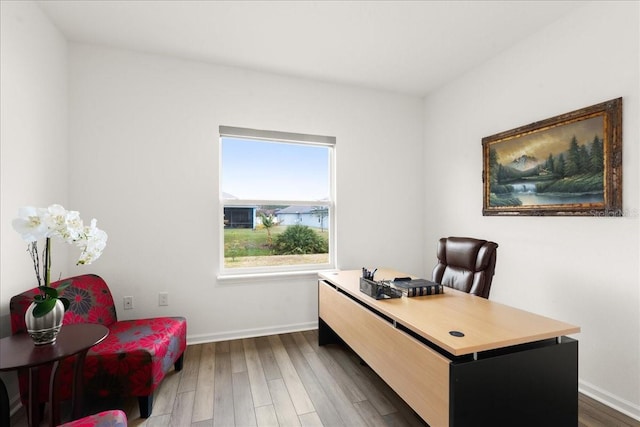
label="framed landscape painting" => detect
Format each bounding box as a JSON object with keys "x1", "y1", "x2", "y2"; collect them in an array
[{"x1": 482, "y1": 98, "x2": 622, "y2": 216}]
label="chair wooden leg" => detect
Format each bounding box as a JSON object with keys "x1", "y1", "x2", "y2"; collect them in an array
[
  {"x1": 0, "y1": 378, "x2": 9, "y2": 427},
  {"x1": 138, "y1": 395, "x2": 153, "y2": 418},
  {"x1": 174, "y1": 353, "x2": 184, "y2": 372}
]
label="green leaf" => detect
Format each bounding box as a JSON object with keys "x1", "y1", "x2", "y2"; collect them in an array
[
  {"x1": 40, "y1": 286, "x2": 60, "y2": 299},
  {"x1": 32, "y1": 298, "x2": 57, "y2": 318},
  {"x1": 57, "y1": 281, "x2": 71, "y2": 292}
]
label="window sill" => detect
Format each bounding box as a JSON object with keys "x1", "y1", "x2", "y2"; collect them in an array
[{"x1": 217, "y1": 268, "x2": 337, "y2": 283}]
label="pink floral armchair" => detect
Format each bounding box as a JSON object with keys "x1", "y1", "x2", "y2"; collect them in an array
[{"x1": 10, "y1": 274, "x2": 187, "y2": 419}]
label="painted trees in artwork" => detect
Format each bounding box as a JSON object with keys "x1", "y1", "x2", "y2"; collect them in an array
[{"x1": 489, "y1": 134, "x2": 604, "y2": 207}]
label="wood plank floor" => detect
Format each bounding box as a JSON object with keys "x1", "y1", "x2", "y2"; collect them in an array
[{"x1": 9, "y1": 330, "x2": 640, "y2": 427}]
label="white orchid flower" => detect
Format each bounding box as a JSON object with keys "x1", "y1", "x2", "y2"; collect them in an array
[
  {"x1": 77, "y1": 219, "x2": 108, "y2": 265},
  {"x1": 14, "y1": 203, "x2": 108, "y2": 318},
  {"x1": 11, "y1": 206, "x2": 49, "y2": 242},
  {"x1": 59, "y1": 209, "x2": 84, "y2": 243},
  {"x1": 42, "y1": 204, "x2": 68, "y2": 234},
  {"x1": 14, "y1": 203, "x2": 108, "y2": 269}
]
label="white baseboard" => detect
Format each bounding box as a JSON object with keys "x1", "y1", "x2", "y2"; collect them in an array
[
  {"x1": 186, "y1": 321, "x2": 319, "y2": 345},
  {"x1": 579, "y1": 379, "x2": 640, "y2": 421}
]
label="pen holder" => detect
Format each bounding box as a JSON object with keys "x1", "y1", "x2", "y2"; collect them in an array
[{"x1": 359, "y1": 278, "x2": 402, "y2": 300}]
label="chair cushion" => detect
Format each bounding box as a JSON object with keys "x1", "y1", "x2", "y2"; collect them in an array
[
  {"x1": 85, "y1": 317, "x2": 187, "y2": 397},
  {"x1": 58, "y1": 410, "x2": 127, "y2": 427},
  {"x1": 439, "y1": 266, "x2": 473, "y2": 293},
  {"x1": 439, "y1": 237, "x2": 487, "y2": 271}
]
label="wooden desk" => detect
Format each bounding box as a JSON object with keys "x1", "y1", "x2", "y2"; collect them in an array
[
  {"x1": 0, "y1": 324, "x2": 109, "y2": 427},
  {"x1": 318, "y1": 269, "x2": 581, "y2": 427}
]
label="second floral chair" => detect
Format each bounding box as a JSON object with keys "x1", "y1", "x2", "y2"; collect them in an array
[{"x1": 58, "y1": 410, "x2": 128, "y2": 427}]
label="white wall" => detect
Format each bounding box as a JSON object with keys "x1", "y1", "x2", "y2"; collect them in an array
[
  {"x1": 423, "y1": 1, "x2": 639, "y2": 418},
  {"x1": 3, "y1": 0, "x2": 638, "y2": 420},
  {"x1": 65, "y1": 44, "x2": 425, "y2": 343},
  {"x1": 0, "y1": 0, "x2": 69, "y2": 409}
]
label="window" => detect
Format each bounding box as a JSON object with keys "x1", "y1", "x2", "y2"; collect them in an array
[{"x1": 219, "y1": 126, "x2": 335, "y2": 276}]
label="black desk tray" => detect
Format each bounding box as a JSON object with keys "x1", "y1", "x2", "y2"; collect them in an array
[{"x1": 359, "y1": 277, "x2": 403, "y2": 300}]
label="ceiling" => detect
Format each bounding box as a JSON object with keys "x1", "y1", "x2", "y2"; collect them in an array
[{"x1": 36, "y1": 0, "x2": 588, "y2": 97}]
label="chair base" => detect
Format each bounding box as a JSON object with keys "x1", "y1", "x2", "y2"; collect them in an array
[
  {"x1": 137, "y1": 352, "x2": 185, "y2": 418},
  {"x1": 138, "y1": 395, "x2": 153, "y2": 419},
  {"x1": 175, "y1": 353, "x2": 184, "y2": 372}
]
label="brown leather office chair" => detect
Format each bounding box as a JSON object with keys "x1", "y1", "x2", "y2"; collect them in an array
[{"x1": 431, "y1": 237, "x2": 498, "y2": 299}]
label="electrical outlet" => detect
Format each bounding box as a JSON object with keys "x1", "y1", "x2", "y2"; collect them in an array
[
  {"x1": 123, "y1": 296, "x2": 134, "y2": 310},
  {"x1": 159, "y1": 292, "x2": 169, "y2": 306}
]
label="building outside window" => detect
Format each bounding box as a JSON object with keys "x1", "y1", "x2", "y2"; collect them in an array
[{"x1": 219, "y1": 126, "x2": 335, "y2": 275}]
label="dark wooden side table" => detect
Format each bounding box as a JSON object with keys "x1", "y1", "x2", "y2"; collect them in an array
[{"x1": 0, "y1": 323, "x2": 108, "y2": 427}]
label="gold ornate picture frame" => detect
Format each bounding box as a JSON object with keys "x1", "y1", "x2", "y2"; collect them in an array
[{"x1": 482, "y1": 98, "x2": 622, "y2": 216}]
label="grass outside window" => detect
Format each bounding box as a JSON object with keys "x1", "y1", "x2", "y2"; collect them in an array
[{"x1": 224, "y1": 225, "x2": 329, "y2": 268}]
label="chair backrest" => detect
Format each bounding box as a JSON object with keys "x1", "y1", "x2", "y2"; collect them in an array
[
  {"x1": 10, "y1": 274, "x2": 118, "y2": 334},
  {"x1": 431, "y1": 237, "x2": 498, "y2": 299}
]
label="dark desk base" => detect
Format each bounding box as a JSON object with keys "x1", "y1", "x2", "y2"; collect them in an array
[
  {"x1": 319, "y1": 318, "x2": 578, "y2": 427},
  {"x1": 449, "y1": 338, "x2": 578, "y2": 427}
]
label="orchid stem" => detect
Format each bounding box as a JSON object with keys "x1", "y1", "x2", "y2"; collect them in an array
[{"x1": 43, "y1": 237, "x2": 51, "y2": 288}]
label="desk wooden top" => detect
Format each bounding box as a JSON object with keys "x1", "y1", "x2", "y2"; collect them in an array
[{"x1": 319, "y1": 269, "x2": 580, "y2": 356}]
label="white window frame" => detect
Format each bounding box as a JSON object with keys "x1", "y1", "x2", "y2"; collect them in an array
[{"x1": 218, "y1": 126, "x2": 336, "y2": 278}]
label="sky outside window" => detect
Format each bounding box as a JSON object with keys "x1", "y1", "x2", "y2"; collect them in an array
[{"x1": 222, "y1": 137, "x2": 330, "y2": 201}]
